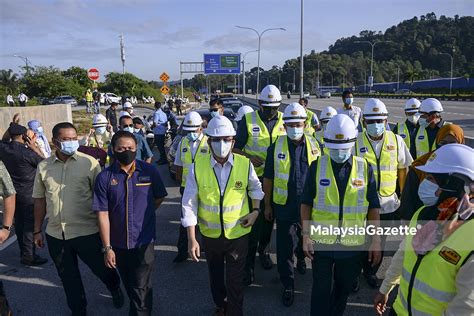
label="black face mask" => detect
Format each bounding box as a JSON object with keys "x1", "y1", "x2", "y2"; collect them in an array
[
  {"x1": 114, "y1": 150, "x2": 137, "y2": 165},
  {"x1": 262, "y1": 107, "x2": 278, "y2": 120}
]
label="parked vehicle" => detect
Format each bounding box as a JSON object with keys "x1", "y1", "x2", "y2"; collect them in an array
[
  {"x1": 103, "y1": 92, "x2": 121, "y2": 105},
  {"x1": 52, "y1": 95, "x2": 78, "y2": 107}
]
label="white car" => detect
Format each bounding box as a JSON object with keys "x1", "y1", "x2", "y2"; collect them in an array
[{"x1": 104, "y1": 93, "x2": 121, "y2": 104}]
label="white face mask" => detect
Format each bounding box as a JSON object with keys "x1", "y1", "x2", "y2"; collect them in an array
[
  {"x1": 211, "y1": 140, "x2": 232, "y2": 158},
  {"x1": 407, "y1": 113, "x2": 420, "y2": 124},
  {"x1": 418, "y1": 179, "x2": 440, "y2": 206}
]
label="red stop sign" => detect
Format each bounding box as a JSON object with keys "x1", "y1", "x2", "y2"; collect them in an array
[{"x1": 87, "y1": 68, "x2": 100, "y2": 81}]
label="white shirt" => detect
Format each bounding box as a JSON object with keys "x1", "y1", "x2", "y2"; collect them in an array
[
  {"x1": 6, "y1": 95, "x2": 13, "y2": 103},
  {"x1": 174, "y1": 133, "x2": 204, "y2": 167},
  {"x1": 18, "y1": 93, "x2": 28, "y2": 102},
  {"x1": 181, "y1": 153, "x2": 264, "y2": 227},
  {"x1": 366, "y1": 132, "x2": 414, "y2": 214},
  {"x1": 337, "y1": 105, "x2": 362, "y2": 128},
  {"x1": 152, "y1": 109, "x2": 168, "y2": 135}
]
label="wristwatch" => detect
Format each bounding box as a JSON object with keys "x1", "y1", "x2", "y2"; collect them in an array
[
  {"x1": 2, "y1": 225, "x2": 12, "y2": 232},
  {"x1": 101, "y1": 245, "x2": 113, "y2": 253},
  {"x1": 252, "y1": 208, "x2": 260, "y2": 212}
]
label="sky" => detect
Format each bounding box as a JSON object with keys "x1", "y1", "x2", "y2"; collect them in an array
[{"x1": 0, "y1": 0, "x2": 472, "y2": 81}]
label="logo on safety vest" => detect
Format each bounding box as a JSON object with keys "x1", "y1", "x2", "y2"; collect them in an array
[
  {"x1": 418, "y1": 135, "x2": 425, "y2": 140},
  {"x1": 252, "y1": 127, "x2": 260, "y2": 132},
  {"x1": 312, "y1": 149, "x2": 319, "y2": 155},
  {"x1": 111, "y1": 178, "x2": 118, "y2": 186},
  {"x1": 360, "y1": 147, "x2": 368, "y2": 153},
  {"x1": 183, "y1": 148, "x2": 188, "y2": 153},
  {"x1": 386, "y1": 145, "x2": 396, "y2": 151},
  {"x1": 439, "y1": 246, "x2": 461, "y2": 265},
  {"x1": 352, "y1": 179, "x2": 364, "y2": 187},
  {"x1": 235, "y1": 181, "x2": 243, "y2": 189},
  {"x1": 277, "y1": 153, "x2": 286, "y2": 160},
  {"x1": 319, "y1": 179, "x2": 330, "y2": 186},
  {"x1": 400, "y1": 134, "x2": 407, "y2": 139},
  {"x1": 200, "y1": 148, "x2": 208, "y2": 153}
]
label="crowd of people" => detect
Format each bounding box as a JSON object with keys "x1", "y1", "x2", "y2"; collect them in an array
[{"x1": 0, "y1": 84, "x2": 472, "y2": 316}]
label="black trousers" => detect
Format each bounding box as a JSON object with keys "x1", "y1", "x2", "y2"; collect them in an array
[
  {"x1": 245, "y1": 208, "x2": 274, "y2": 270},
  {"x1": 202, "y1": 234, "x2": 248, "y2": 316},
  {"x1": 14, "y1": 201, "x2": 35, "y2": 258},
  {"x1": 363, "y1": 212, "x2": 396, "y2": 276},
  {"x1": 19, "y1": 101, "x2": 26, "y2": 107},
  {"x1": 46, "y1": 233, "x2": 121, "y2": 316},
  {"x1": 115, "y1": 243, "x2": 155, "y2": 316},
  {"x1": 176, "y1": 105, "x2": 182, "y2": 116},
  {"x1": 154, "y1": 134, "x2": 166, "y2": 162},
  {"x1": 276, "y1": 220, "x2": 304, "y2": 288},
  {"x1": 311, "y1": 252, "x2": 362, "y2": 316}
]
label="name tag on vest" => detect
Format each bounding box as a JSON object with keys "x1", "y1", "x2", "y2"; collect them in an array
[
  {"x1": 418, "y1": 135, "x2": 425, "y2": 140},
  {"x1": 359, "y1": 147, "x2": 368, "y2": 153},
  {"x1": 138, "y1": 176, "x2": 151, "y2": 182},
  {"x1": 400, "y1": 134, "x2": 407, "y2": 139},
  {"x1": 252, "y1": 126, "x2": 260, "y2": 133},
  {"x1": 352, "y1": 179, "x2": 364, "y2": 187},
  {"x1": 319, "y1": 179, "x2": 330, "y2": 186},
  {"x1": 277, "y1": 153, "x2": 286, "y2": 160},
  {"x1": 182, "y1": 148, "x2": 188, "y2": 153}
]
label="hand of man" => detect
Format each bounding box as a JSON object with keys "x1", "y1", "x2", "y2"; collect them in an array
[
  {"x1": 240, "y1": 210, "x2": 259, "y2": 228},
  {"x1": 188, "y1": 238, "x2": 200, "y2": 262},
  {"x1": 34, "y1": 233, "x2": 44, "y2": 248},
  {"x1": 264, "y1": 206, "x2": 273, "y2": 222},
  {"x1": 104, "y1": 250, "x2": 116, "y2": 269},
  {"x1": 368, "y1": 240, "x2": 382, "y2": 267},
  {"x1": 373, "y1": 291, "x2": 388, "y2": 315},
  {"x1": 0, "y1": 229, "x2": 10, "y2": 244},
  {"x1": 249, "y1": 156, "x2": 264, "y2": 167},
  {"x1": 302, "y1": 235, "x2": 314, "y2": 260}
]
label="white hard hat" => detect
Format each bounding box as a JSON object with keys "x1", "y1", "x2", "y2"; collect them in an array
[
  {"x1": 119, "y1": 110, "x2": 132, "y2": 118},
  {"x1": 123, "y1": 101, "x2": 133, "y2": 109},
  {"x1": 235, "y1": 105, "x2": 254, "y2": 121},
  {"x1": 319, "y1": 106, "x2": 338, "y2": 121},
  {"x1": 183, "y1": 111, "x2": 203, "y2": 131},
  {"x1": 419, "y1": 98, "x2": 443, "y2": 113},
  {"x1": 416, "y1": 144, "x2": 474, "y2": 180},
  {"x1": 92, "y1": 114, "x2": 107, "y2": 127},
  {"x1": 404, "y1": 98, "x2": 421, "y2": 113},
  {"x1": 283, "y1": 102, "x2": 307, "y2": 123},
  {"x1": 323, "y1": 114, "x2": 357, "y2": 149},
  {"x1": 258, "y1": 84, "x2": 282, "y2": 107},
  {"x1": 363, "y1": 98, "x2": 388, "y2": 120},
  {"x1": 206, "y1": 115, "x2": 236, "y2": 137}
]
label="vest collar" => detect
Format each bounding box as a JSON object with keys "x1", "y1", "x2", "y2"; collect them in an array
[{"x1": 210, "y1": 153, "x2": 234, "y2": 167}]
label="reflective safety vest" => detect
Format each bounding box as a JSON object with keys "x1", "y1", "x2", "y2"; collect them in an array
[
  {"x1": 397, "y1": 122, "x2": 411, "y2": 149},
  {"x1": 304, "y1": 110, "x2": 316, "y2": 135},
  {"x1": 194, "y1": 153, "x2": 251, "y2": 239},
  {"x1": 180, "y1": 135, "x2": 209, "y2": 187},
  {"x1": 310, "y1": 155, "x2": 369, "y2": 246},
  {"x1": 415, "y1": 121, "x2": 450, "y2": 158},
  {"x1": 393, "y1": 207, "x2": 474, "y2": 316},
  {"x1": 244, "y1": 111, "x2": 286, "y2": 177},
  {"x1": 355, "y1": 131, "x2": 399, "y2": 197},
  {"x1": 272, "y1": 135, "x2": 320, "y2": 205},
  {"x1": 314, "y1": 129, "x2": 329, "y2": 155}
]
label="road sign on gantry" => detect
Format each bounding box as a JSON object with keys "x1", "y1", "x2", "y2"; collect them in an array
[
  {"x1": 204, "y1": 54, "x2": 241, "y2": 74},
  {"x1": 160, "y1": 72, "x2": 170, "y2": 82},
  {"x1": 160, "y1": 85, "x2": 170, "y2": 94},
  {"x1": 88, "y1": 68, "x2": 99, "y2": 81}
]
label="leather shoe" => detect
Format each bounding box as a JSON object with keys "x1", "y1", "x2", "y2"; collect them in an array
[
  {"x1": 352, "y1": 276, "x2": 360, "y2": 293},
  {"x1": 110, "y1": 288, "x2": 124, "y2": 309},
  {"x1": 296, "y1": 259, "x2": 306, "y2": 275},
  {"x1": 243, "y1": 268, "x2": 254, "y2": 286},
  {"x1": 364, "y1": 273, "x2": 379, "y2": 288},
  {"x1": 172, "y1": 252, "x2": 188, "y2": 263},
  {"x1": 259, "y1": 252, "x2": 273, "y2": 270},
  {"x1": 20, "y1": 255, "x2": 48, "y2": 266},
  {"x1": 282, "y1": 286, "x2": 294, "y2": 307}
]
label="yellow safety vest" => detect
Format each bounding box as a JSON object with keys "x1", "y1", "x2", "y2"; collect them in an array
[
  {"x1": 415, "y1": 121, "x2": 450, "y2": 158},
  {"x1": 355, "y1": 131, "x2": 399, "y2": 197},
  {"x1": 314, "y1": 129, "x2": 329, "y2": 155},
  {"x1": 310, "y1": 155, "x2": 369, "y2": 246},
  {"x1": 244, "y1": 111, "x2": 286, "y2": 177},
  {"x1": 179, "y1": 135, "x2": 209, "y2": 187},
  {"x1": 304, "y1": 110, "x2": 316, "y2": 135},
  {"x1": 272, "y1": 134, "x2": 320, "y2": 205},
  {"x1": 397, "y1": 122, "x2": 411, "y2": 149},
  {"x1": 194, "y1": 153, "x2": 251, "y2": 239},
  {"x1": 393, "y1": 207, "x2": 474, "y2": 316},
  {"x1": 86, "y1": 91, "x2": 93, "y2": 102}
]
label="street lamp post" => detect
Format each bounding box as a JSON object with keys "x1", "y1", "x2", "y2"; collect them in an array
[
  {"x1": 397, "y1": 64, "x2": 400, "y2": 91},
  {"x1": 354, "y1": 40, "x2": 392, "y2": 92},
  {"x1": 299, "y1": 0, "x2": 304, "y2": 98},
  {"x1": 13, "y1": 54, "x2": 31, "y2": 75},
  {"x1": 236, "y1": 26, "x2": 286, "y2": 98},
  {"x1": 440, "y1": 50, "x2": 455, "y2": 94}
]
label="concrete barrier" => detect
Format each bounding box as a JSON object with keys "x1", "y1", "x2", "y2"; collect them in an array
[{"x1": 0, "y1": 104, "x2": 72, "y2": 141}]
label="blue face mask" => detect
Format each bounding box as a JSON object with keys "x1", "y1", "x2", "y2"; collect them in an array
[
  {"x1": 58, "y1": 140, "x2": 79, "y2": 156},
  {"x1": 418, "y1": 117, "x2": 430, "y2": 128},
  {"x1": 187, "y1": 132, "x2": 199, "y2": 142},
  {"x1": 366, "y1": 122, "x2": 385, "y2": 137},
  {"x1": 329, "y1": 148, "x2": 352, "y2": 164},
  {"x1": 123, "y1": 127, "x2": 134, "y2": 133},
  {"x1": 286, "y1": 127, "x2": 304, "y2": 140},
  {"x1": 95, "y1": 127, "x2": 106, "y2": 135},
  {"x1": 210, "y1": 110, "x2": 220, "y2": 118},
  {"x1": 36, "y1": 126, "x2": 44, "y2": 135},
  {"x1": 345, "y1": 98, "x2": 354, "y2": 106}
]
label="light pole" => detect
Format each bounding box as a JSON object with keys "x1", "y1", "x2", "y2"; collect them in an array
[
  {"x1": 397, "y1": 64, "x2": 400, "y2": 91},
  {"x1": 13, "y1": 54, "x2": 31, "y2": 75},
  {"x1": 236, "y1": 26, "x2": 286, "y2": 98},
  {"x1": 299, "y1": 0, "x2": 304, "y2": 98},
  {"x1": 354, "y1": 40, "x2": 392, "y2": 91},
  {"x1": 290, "y1": 68, "x2": 296, "y2": 92},
  {"x1": 316, "y1": 57, "x2": 321, "y2": 93},
  {"x1": 440, "y1": 50, "x2": 455, "y2": 94}
]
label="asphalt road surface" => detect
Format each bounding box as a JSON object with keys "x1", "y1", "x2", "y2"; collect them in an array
[{"x1": 0, "y1": 104, "x2": 395, "y2": 316}]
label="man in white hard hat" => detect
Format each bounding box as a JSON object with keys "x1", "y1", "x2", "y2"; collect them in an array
[
  {"x1": 182, "y1": 115, "x2": 263, "y2": 316},
  {"x1": 172, "y1": 111, "x2": 209, "y2": 263},
  {"x1": 233, "y1": 84, "x2": 286, "y2": 284},
  {"x1": 415, "y1": 97, "x2": 450, "y2": 159},
  {"x1": 263, "y1": 102, "x2": 321, "y2": 306},
  {"x1": 123, "y1": 101, "x2": 134, "y2": 115},
  {"x1": 315, "y1": 106, "x2": 338, "y2": 146},
  {"x1": 80, "y1": 114, "x2": 113, "y2": 149},
  {"x1": 355, "y1": 98, "x2": 413, "y2": 289},
  {"x1": 235, "y1": 105, "x2": 254, "y2": 122},
  {"x1": 337, "y1": 90, "x2": 362, "y2": 130},
  {"x1": 298, "y1": 98, "x2": 320, "y2": 135},
  {"x1": 374, "y1": 143, "x2": 474, "y2": 316},
  {"x1": 301, "y1": 114, "x2": 381, "y2": 316},
  {"x1": 393, "y1": 98, "x2": 421, "y2": 159}
]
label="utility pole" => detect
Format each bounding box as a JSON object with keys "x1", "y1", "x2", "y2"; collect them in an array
[{"x1": 299, "y1": 0, "x2": 304, "y2": 98}]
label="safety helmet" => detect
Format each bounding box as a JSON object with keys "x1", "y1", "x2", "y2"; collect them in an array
[
  {"x1": 419, "y1": 98, "x2": 443, "y2": 114},
  {"x1": 206, "y1": 116, "x2": 236, "y2": 137},
  {"x1": 323, "y1": 114, "x2": 358, "y2": 149},
  {"x1": 27, "y1": 120, "x2": 42, "y2": 133},
  {"x1": 363, "y1": 98, "x2": 388, "y2": 120},
  {"x1": 404, "y1": 98, "x2": 421, "y2": 113},
  {"x1": 416, "y1": 144, "x2": 474, "y2": 181},
  {"x1": 258, "y1": 84, "x2": 282, "y2": 107},
  {"x1": 92, "y1": 114, "x2": 108, "y2": 127},
  {"x1": 235, "y1": 105, "x2": 254, "y2": 121},
  {"x1": 118, "y1": 110, "x2": 132, "y2": 118},
  {"x1": 123, "y1": 101, "x2": 133, "y2": 109},
  {"x1": 283, "y1": 102, "x2": 307, "y2": 123},
  {"x1": 182, "y1": 111, "x2": 203, "y2": 131},
  {"x1": 319, "y1": 106, "x2": 337, "y2": 122}
]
